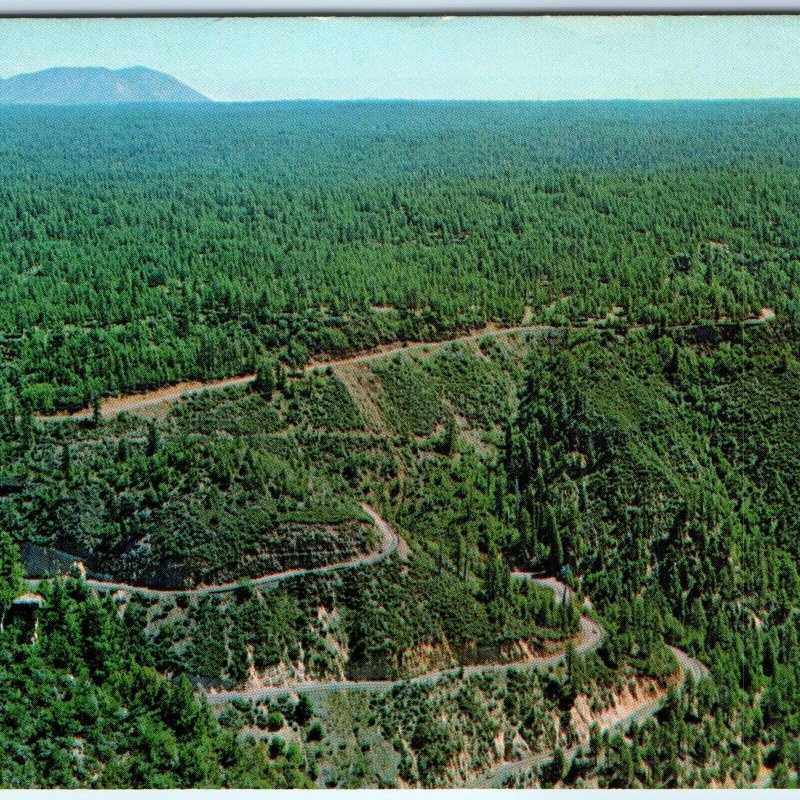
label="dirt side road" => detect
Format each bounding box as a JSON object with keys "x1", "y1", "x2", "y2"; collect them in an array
[{"x1": 34, "y1": 308, "x2": 775, "y2": 423}]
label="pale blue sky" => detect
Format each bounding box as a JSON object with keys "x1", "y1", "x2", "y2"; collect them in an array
[{"x1": 1, "y1": 16, "x2": 799, "y2": 101}]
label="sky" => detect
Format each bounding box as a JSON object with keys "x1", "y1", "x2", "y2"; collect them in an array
[{"x1": 1, "y1": 16, "x2": 800, "y2": 101}]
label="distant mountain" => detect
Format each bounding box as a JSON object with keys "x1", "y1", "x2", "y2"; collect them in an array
[{"x1": 0, "y1": 66, "x2": 209, "y2": 105}]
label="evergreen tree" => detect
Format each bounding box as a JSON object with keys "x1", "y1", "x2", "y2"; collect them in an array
[
  {"x1": 440, "y1": 414, "x2": 459, "y2": 456},
  {"x1": 254, "y1": 357, "x2": 276, "y2": 399},
  {"x1": 0, "y1": 531, "x2": 24, "y2": 627},
  {"x1": 146, "y1": 422, "x2": 159, "y2": 457},
  {"x1": 60, "y1": 442, "x2": 71, "y2": 480}
]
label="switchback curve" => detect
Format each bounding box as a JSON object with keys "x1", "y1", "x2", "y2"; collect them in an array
[
  {"x1": 25, "y1": 503, "x2": 707, "y2": 789},
  {"x1": 466, "y1": 645, "x2": 708, "y2": 788},
  {"x1": 25, "y1": 503, "x2": 398, "y2": 600}
]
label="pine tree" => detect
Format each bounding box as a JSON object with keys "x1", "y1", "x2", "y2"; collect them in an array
[
  {"x1": 543, "y1": 747, "x2": 566, "y2": 787},
  {"x1": 565, "y1": 640, "x2": 576, "y2": 683},
  {"x1": 0, "y1": 531, "x2": 24, "y2": 629},
  {"x1": 275, "y1": 362, "x2": 287, "y2": 392},
  {"x1": 20, "y1": 404, "x2": 34, "y2": 448},
  {"x1": 551, "y1": 524, "x2": 564, "y2": 572},
  {"x1": 2, "y1": 398, "x2": 14, "y2": 436},
  {"x1": 254, "y1": 357, "x2": 275, "y2": 399},
  {"x1": 589, "y1": 722, "x2": 601, "y2": 764},
  {"x1": 146, "y1": 422, "x2": 159, "y2": 457},
  {"x1": 61, "y1": 443, "x2": 71, "y2": 480},
  {"x1": 441, "y1": 414, "x2": 458, "y2": 456}
]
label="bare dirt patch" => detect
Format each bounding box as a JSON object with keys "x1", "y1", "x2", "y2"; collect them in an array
[
  {"x1": 570, "y1": 676, "x2": 668, "y2": 740},
  {"x1": 42, "y1": 375, "x2": 255, "y2": 422},
  {"x1": 333, "y1": 364, "x2": 389, "y2": 434}
]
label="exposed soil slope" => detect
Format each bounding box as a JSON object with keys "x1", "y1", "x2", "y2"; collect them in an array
[{"x1": 466, "y1": 646, "x2": 708, "y2": 788}]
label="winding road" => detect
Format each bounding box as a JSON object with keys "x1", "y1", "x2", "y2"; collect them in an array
[
  {"x1": 199, "y1": 555, "x2": 706, "y2": 792},
  {"x1": 23, "y1": 307, "x2": 725, "y2": 783},
  {"x1": 34, "y1": 308, "x2": 775, "y2": 423},
  {"x1": 26, "y1": 506, "x2": 607, "y2": 703},
  {"x1": 26, "y1": 500, "x2": 707, "y2": 787}
]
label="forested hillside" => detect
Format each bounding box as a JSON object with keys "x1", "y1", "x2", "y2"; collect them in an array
[
  {"x1": 0, "y1": 541, "x2": 311, "y2": 788},
  {"x1": 0, "y1": 99, "x2": 799, "y2": 788}
]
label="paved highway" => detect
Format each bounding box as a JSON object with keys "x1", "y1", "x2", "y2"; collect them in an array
[
  {"x1": 467, "y1": 645, "x2": 708, "y2": 788},
  {"x1": 26, "y1": 503, "x2": 398, "y2": 600}
]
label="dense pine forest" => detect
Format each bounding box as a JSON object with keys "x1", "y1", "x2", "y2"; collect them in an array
[
  {"x1": 1, "y1": 100, "x2": 799, "y2": 411},
  {"x1": 1, "y1": 99, "x2": 799, "y2": 788}
]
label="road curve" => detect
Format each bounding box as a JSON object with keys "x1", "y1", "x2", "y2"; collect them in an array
[
  {"x1": 204, "y1": 574, "x2": 603, "y2": 706},
  {"x1": 25, "y1": 503, "x2": 398, "y2": 600},
  {"x1": 34, "y1": 309, "x2": 774, "y2": 423},
  {"x1": 466, "y1": 644, "x2": 708, "y2": 788}
]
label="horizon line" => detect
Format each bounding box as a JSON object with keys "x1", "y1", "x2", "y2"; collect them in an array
[{"x1": 3, "y1": 95, "x2": 800, "y2": 105}]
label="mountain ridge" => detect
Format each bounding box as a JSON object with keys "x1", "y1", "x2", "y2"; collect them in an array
[{"x1": 0, "y1": 65, "x2": 209, "y2": 105}]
